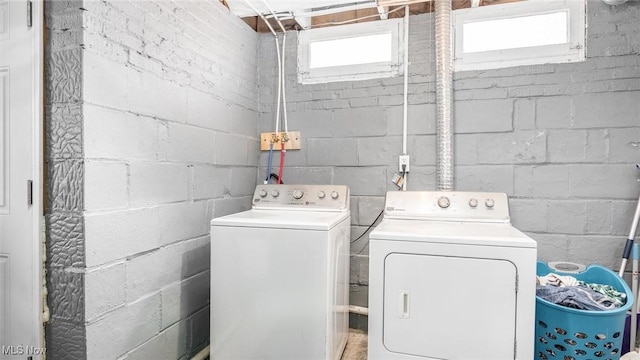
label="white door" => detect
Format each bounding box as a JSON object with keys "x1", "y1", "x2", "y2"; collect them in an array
[{"x1": 0, "y1": 0, "x2": 43, "y2": 358}]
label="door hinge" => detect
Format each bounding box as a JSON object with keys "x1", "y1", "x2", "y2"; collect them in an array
[
  {"x1": 27, "y1": 0, "x2": 32, "y2": 28},
  {"x1": 27, "y1": 180, "x2": 33, "y2": 205}
]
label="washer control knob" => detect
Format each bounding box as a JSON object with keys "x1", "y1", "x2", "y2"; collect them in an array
[
  {"x1": 469, "y1": 198, "x2": 478, "y2": 208},
  {"x1": 331, "y1": 191, "x2": 339, "y2": 199},
  {"x1": 259, "y1": 189, "x2": 268, "y2": 197},
  {"x1": 317, "y1": 191, "x2": 326, "y2": 199},
  {"x1": 271, "y1": 190, "x2": 280, "y2": 198},
  {"x1": 292, "y1": 189, "x2": 304, "y2": 200},
  {"x1": 437, "y1": 196, "x2": 450, "y2": 208},
  {"x1": 485, "y1": 198, "x2": 495, "y2": 208}
]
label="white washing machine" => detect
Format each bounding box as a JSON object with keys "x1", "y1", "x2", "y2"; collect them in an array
[
  {"x1": 210, "y1": 184, "x2": 350, "y2": 360},
  {"x1": 368, "y1": 191, "x2": 537, "y2": 360}
]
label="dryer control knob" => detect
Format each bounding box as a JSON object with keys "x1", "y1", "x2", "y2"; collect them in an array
[
  {"x1": 317, "y1": 191, "x2": 326, "y2": 199},
  {"x1": 292, "y1": 190, "x2": 304, "y2": 199},
  {"x1": 331, "y1": 191, "x2": 339, "y2": 199},
  {"x1": 271, "y1": 190, "x2": 280, "y2": 198},
  {"x1": 485, "y1": 198, "x2": 495, "y2": 208},
  {"x1": 469, "y1": 198, "x2": 478, "y2": 208},
  {"x1": 259, "y1": 189, "x2": 268, "y2": 197},
  {"x1": 437, "y1": 196, "x2": 450, "y2": 208}
]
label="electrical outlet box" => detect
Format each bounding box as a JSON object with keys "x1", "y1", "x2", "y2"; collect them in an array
[
  {"x1": 399, "y1": 155, "x2": 410, "y2": 173},
  {"x1": 260, "y1": 131, "x2": 301, "y2": 151}
]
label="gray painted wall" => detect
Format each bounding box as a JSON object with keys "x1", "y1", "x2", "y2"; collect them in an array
[
  {"x1": 45, "y1": 0, "x2": 258, "y2": 358},
  {"x1": 257, "y1": 1, "x2": 640, "y2": 311}
]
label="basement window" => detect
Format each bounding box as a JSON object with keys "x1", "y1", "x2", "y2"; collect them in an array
[
  {"x1": 453, "y1": 0, "x2": 585, "y2": 71},
  {"x1": 298, "y1": 18, "x2": 404, "y2": 84}
]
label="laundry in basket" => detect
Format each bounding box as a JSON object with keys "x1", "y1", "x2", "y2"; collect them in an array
[{"x1": 535, "y1": 261, "x2": 634, "y2": 360}]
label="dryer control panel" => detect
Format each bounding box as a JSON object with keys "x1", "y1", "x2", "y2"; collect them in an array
[
  {"x1": 252, "y1": 184, "x2": 350, "y2": 211},
  {"x1": 383, "y1": 191, "x2": 510, "y2": 223}
]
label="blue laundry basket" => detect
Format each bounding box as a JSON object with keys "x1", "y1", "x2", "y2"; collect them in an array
[{"x1": 535, "y1": 261, "x2": 634, "y2": 360}]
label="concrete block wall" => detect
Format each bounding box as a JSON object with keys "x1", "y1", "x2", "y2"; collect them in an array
[
  {"x1": 45, "y1": 0, "x2": 258, "y2": 358},
  {"x1": 257, "y1": 0, "x2": 640, "y2": 312}
]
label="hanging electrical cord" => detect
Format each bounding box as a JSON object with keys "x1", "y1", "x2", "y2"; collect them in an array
[{"x1": 351, "y1": 210, "x2": 384, "y2": 244}]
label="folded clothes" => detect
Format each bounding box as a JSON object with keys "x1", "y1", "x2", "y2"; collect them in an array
[{"x1": 536, "y1": 285, "x2": 620, "y2": 311}]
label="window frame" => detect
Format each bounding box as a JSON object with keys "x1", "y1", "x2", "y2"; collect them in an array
[
  {"x1": 297, "y1": 18, "x2": 404, "y2": 84},
  {"x1": 453, "y1": 0, "x2": 586, "y2": 72}
]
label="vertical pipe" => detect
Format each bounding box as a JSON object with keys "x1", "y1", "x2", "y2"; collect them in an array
[
  {"x1": 402, "y1": 6, "x2": 409, "y2": 156},
  {"x1": 402, "y1": 6, "x2": 409, "y2": 191},
  {"x1": 435, "y1": 0, "x2": 454, "y2": 191}
]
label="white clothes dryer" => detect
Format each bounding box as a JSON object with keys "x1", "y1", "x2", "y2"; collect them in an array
[
  {"x1": 368, "y1": 191, "x2": 537, "y2": 360},
  {"x1": 210, "y1": 184, "x2": 350, "y2": 360}
]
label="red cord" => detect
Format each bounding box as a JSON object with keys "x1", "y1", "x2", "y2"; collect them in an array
[{"x1": 278, "y1": 141, "x2": 285, "y2": 184}]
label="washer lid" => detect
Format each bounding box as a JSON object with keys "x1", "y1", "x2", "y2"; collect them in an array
[
  {"x1": 370, "y1": 219, "x2": 536, "y2": 248},
  {"x1": 210, "y1": 209, "x2": 350, "y2": 231}
]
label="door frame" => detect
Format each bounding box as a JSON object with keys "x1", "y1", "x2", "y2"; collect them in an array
[{"x1": 30, "y1": 0, "x2": 44, "y2": 349}]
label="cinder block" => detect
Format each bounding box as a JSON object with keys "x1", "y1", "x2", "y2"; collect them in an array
[
  {"x1": 510, "y1": 198, "x2": 549, "y2": 233},
  {"x1": 193, "y1": 166, "x2": 229, "y2": 200},
  {"x1": 266, "y1": 166, "x2": 333, "y2": 185},
  {"x1": 333, "y1": 167, "x2": 387, "y2": 196},
  {"x1": 547, "y1": 201, "x2": 587, "y2": 234},
  {"x1": 125, "y1": 246, "x2": 180, "y2": 302},
  {"x1": 573, "y1": 92, "x2": 640, "y2": 128},
  {"x1": 402, "y1": 166, "x2": 437, "y2": 191},
  {"x1": 84, "y1": 160, "x2": 128, "y2": 211},
  {"x1": 514, "y1": 165, "x2": 570, "y2": 198},
  {"x1": 331, "y1": 108, "x2": 388, "y2": 137},
  {"x1": 215, "y1": 134, "x2": 251, "y2": 166},
  {"x1": 159, "y1": 201, "x2": 210, "y2": 246},
  {"x1": 357, "y1": 136, "x2": 401, "y2": 166},
  {"x1": 513, "y1": 98, "x2": 536, "y2": 130},
  {"x1": 585, "y1": 130, "x2": 609, "y2": 163},
  {"x1": 410, "y1": 135, "x2": 437, "y2": 166},
  {"x1": 608, "y1": 128, "x2": 640, "y2": 163},
  {"x1": 231, "y1": 105, "x2": 258, "y2": 138},
  {"x1": 567, "y1": 236, "x2": 621, "y2": 270},
  {"x1": 612, "y1": 200, "x2": 639, "y2": 237},
  {"x1": 547, "y1": 130, "x2": 587, "y2": 163},
  {"x1": 455, "y1": 165, "x2": 514, "y2": 194},
  {"x1": 350, "y1": 254, "x2": 369, "y2": 285},
  {"x1": 569, "y1": 164, "x2": 639, "y2": 199},
  {"x1": 161, "y1": 272, "x2": 210, "y2": 330},
  {"x1": 85, "y1": 262, "x2": 126, "y2": 321},
  {"x1": 530, "y1": 233, "x2": 569, "y2": 264},
  {"x1": 186, "y1": 88, "x2": 232, "y2": 132},
  {"x1": 86, "y1": 293, "x2": 162, "y2": 359},
  {"x1": 84, "y1": 104, "x2": 160, "y2": 161},
  {"x1": 123, "y1": 322, "x2": 187, "y2": 360},
  {"x1": 307, "y1": 138, "x2": 357, "y2": 166},
  {"x1": 358, "y1": 196, "x2": 385, "y2": 226},
  {"x1": 166, "y1": 123, "x2": 216, "y2": 164},
  {"x1": 476, "y1": 131, "x2": 547, "y2": 165},
  {"x1": 213, "y1": 196, "x2": 252, "y2": 218},
  {"x1": 187, "y1": 306, "x2": 210, "y2": 351},
  {"x1": 585, "y1": 200, "x2": 613, "y2": 235},
  {"x1": 536, "y1": 96, "x2": 572, "y2": 129},
  {"x1": 129, "y1": 163, "x2": 189, "y2": 206},
  {"x1": 85, "y1": 207, "x2": 161, "y2": 266},
  {"x1": 127, "y1": 70, "x2": 188, "y2": 123}
]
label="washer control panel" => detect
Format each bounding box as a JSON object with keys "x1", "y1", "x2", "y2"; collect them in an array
[
  {"x1": 253, "y1": 184, "x2": 349, "y2": 211},
  {"x1": 384, "y1": 191, "x2": 510, "y2": 222}
]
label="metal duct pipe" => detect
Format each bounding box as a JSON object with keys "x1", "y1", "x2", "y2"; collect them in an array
[{"x1": 435, "y1": 0, "x2": 454, "y2": 191}]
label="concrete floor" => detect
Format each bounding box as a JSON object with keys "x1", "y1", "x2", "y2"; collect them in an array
[{"x1": 341, "y1": 329, "x2": 368, "y2": 360}]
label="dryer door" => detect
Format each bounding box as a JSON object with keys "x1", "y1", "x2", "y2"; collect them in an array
[{"x1": 383, "y1": 253, "x2": 518, "y2": 359}]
